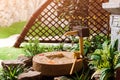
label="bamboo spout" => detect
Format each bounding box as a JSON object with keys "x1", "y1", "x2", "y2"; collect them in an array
[
  {"x1": 64, "y1": 30, "x2": 84, "y2": 56},
  {"x1": 64, "y1": 30, "x2": 78, "y2": 36},
  {"x1": 64, "y1": 30, "x2": 84, "y2": 75},
  {"x1": 64, "y1": 27, "x2": 89, "y2": 75}
]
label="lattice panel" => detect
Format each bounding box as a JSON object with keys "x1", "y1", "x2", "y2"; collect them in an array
[
  {"x1": 88, "y1": 0, "x2": 110, "y2": 37},
  {"x1": 25, "y1": 1, "x2": 70, "y2": 43},
  {"x1": 14, "y1": 0, "x2": 110, "y2": 47}
]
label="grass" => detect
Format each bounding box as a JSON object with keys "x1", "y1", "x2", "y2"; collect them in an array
[
  {"x1": 0, "y1": 47, "x2": 25, "y2": 60},
  {"x1": 0, "y1": 21, "x2": 69, "y2": 60},
  {"x1": 0, "y1": 21, "x2": 26, "y2": 38},
  {"x1": 0, "y1": 21, "x2": 69, "y2": 38}
]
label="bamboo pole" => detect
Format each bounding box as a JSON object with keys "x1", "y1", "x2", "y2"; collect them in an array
[
  {"x1": 79, "y1": 37, "x2": 84, "y2": 56},
  {"x1": 70, "y1": 37, "x2": 84, "y2": 74}
]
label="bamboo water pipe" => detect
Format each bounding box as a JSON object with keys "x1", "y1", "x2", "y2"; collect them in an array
[{"x1": 64, "y1": 27, "x2": 89, "y2": 75}]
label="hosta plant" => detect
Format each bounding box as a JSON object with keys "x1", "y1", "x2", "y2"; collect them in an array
[{"x1": 90, "y1": 40, "x2": 120, "y2": 80}]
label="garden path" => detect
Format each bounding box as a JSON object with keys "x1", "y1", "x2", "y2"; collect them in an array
[{"x1": 0, "y1": 34, "x2": 19, "y2": 47}]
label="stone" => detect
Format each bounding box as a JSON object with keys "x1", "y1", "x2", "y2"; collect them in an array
[
  {"x1": 1, "y1": 60, "x2": 24, "y2": 69},
  {"x1": 116, "y1": 68, "x2": 120, "y2": 80},
  {"x1": 18, "y1": 71, "x2": 41, "y2": 80},
  {"x1": 54, "y1": 76, "x2": 71, "y2": 80},
  {"x1": 102, "y1": 1, "x2": 120, "y2": 14},
  {"x1": 17, "y1": 56, "x2": 33, "y2": 67}
]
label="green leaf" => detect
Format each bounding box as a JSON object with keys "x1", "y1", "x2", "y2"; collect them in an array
[
  {"x1": 99, "y1": 68, "x2": 110, "y2": 80},
  {"x1": 102, "y1": 40, "x2": 109, "y2": 49},
  {"x1": 91, "y1": 69, "x2": 101, "y2": 79},
  {"x1": 91, "y1": 54, "x2": 101, "y2": 60},
  {"x1": 114, "y1": 63, "x2": 120, "y2": 70},
  {"x1": 112, "y1": 39, "x2": 118, "y2": 52}
]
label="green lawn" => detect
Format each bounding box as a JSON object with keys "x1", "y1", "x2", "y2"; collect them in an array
[
  {"x1": 0, "y1": 47, "x2": 25, "y2": 60},
  {"x1": 0, "y1": 21, "x2": 26, "y2": 60},
  {"x1": 0, "y1": 21, "x2": 69, "y2": 60},
  {"x1": 0, "y1": 21, "x2": 26, "y2": 38}
]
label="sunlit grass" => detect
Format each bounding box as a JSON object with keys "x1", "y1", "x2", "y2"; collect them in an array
[
  {"x1": 0, "y1": 47, "x2": 25, "y2": 60},
  {"x1": 0, "y1": 21, "x2": 26, "y2": 38}
]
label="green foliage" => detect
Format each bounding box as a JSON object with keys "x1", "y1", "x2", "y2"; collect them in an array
[
  {"x1": 90, "y1": 39, "x2": 120, "y2": 80},
  {"x1": 84, "y1": 34, "x2": 108, "y2": 55},
  {"x1": 72, "y1": 70, "x2": 91, "y2": 80},
  {"x1": 0, "y1": 21, "x2": 26, "y2": 38},
  {"x1": 24, "y1": 39, "x2": 43, "y2": 57},
  {"x1": 0, "y1": 47, "x2": 25, "y2": 60},
  {"x1": 72, "y1": 64, "x2": 92, "y2": 80},
  {"x1": 24, "y1": 39, "x2": 66, "y2": 57},
  {"x1": 71, "y1": 44, "x2": 79, "y2": 51},
  {"x1": 70, "y1": 34, "x2": 109, "y2": 56},
  {"x1": 0, "y1": 65, "x2": 24, "y2": 80}
]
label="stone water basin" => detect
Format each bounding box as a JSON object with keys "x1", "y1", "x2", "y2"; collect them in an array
[{"x1": 33, "y1": 51, "x2": 83, "y2": 76}]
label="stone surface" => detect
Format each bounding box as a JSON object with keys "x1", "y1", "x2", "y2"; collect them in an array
[
  {"x1": 102, "y1": 0, "x2": 120, "y2": 51},
  {"x1": 54, "y1": 76, "x2": 71, "y2": 80},
  {"x1": 1, "y1": 60, "x2": 24, "y2": 68},
  {"x1": 111, "y1": 27, "x2": 120, "y2": 51},
  {"x1": 17, "y1": 56, "x2": 33, "y2": 67},
  {"x1": 116, "y1": 68, "x2": 120, "y2": 80},
  {"x1": 18, "y1": 71, "x2": 41, "y2": 80},
  {"x1": 102, "y1": 1, "x2": 120, "y2": 14},
  {"x1": 110, "y1": 15, "x2": 120, "y2": 27}
]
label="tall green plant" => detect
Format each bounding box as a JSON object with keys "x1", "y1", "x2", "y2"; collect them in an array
[
  {"x1": 84, "y1": 34, "x2": 108, "y2": 55},
  {"x1": 72, "y1": 68, "x2": 91, "y2": 80},
  {"x1": 24, "y1": 39, "x2": 66, "y2": 57},
  {"x1": 24, "y1": 39, "x2": 43, "y2": 57},
  {"x1": 90, "y1": 40, "x2": 120, "y2": 80},
  {"x1": 70, "y1": 34, "x2": 109, "y2": 56},
  {"x1": 0, "y1": 65, "x2": 24, "y2": 80}
]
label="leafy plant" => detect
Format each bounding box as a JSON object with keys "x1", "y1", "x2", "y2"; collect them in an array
[
  {"x1": 90, "y1": 39, "x2": 120, "y2": 80},
  {"x1": 72, "y1": 62, "x2": 92, "y2": 80},
  {"x1": 84, "y1": 34, "x2": 109, "y2": 55},
  {"x1": 0, "y1": 65, "x2": 24, "y2": 80},
  {"x1": 24, "y1": 39, "x2": 43, "y2": 57},
  {"x1": 72, "y1": 69, "x2": 91, "y2": 80},
  {"x1": 70, "y1": 34, "x2": 109, "y2": 56},
  {"x1": 24, "y1": 39, "x2": 67, "y2": 57}
]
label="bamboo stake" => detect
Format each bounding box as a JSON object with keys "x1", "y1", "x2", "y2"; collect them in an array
[
  {"x1": 70, "y1": 37, "x2": 84, "y2": 75},
  {"x1": 79, "y1": 37, "x2": 84, "y2": 56},
  {"x1": 70, "y1": 57, "x2": 77, "y2": 75}
]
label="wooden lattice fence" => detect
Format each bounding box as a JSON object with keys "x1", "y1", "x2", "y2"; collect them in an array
[{"x1": 14, "y1": 0, "x2": 110, "y2": 47}]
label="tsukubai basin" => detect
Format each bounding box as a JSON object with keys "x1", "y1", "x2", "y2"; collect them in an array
[{"x1": 33, "y1": 51, "x2": 83, "y2": 76}]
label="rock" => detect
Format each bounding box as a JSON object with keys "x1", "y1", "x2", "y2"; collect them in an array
[
  {"x1": 1, "y1": 60, "x2": 24, "y2": 69},
  {"x1": 17, "y1": 56, "x2": 33, "y2": 67},
  {"x1": 18, "y1": 71, "x2": 41, "y2": 80},
  {"x1": 116, "y1": 68, "x2": 120, "y2": 80},
  {"x1": 54, "y1": 76, "x2": 71, "y2": 80}
]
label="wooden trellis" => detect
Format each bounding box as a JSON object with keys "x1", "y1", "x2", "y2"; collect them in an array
[{"x1": 14, "y1": 0, "x2": 110, "y2": 47}]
